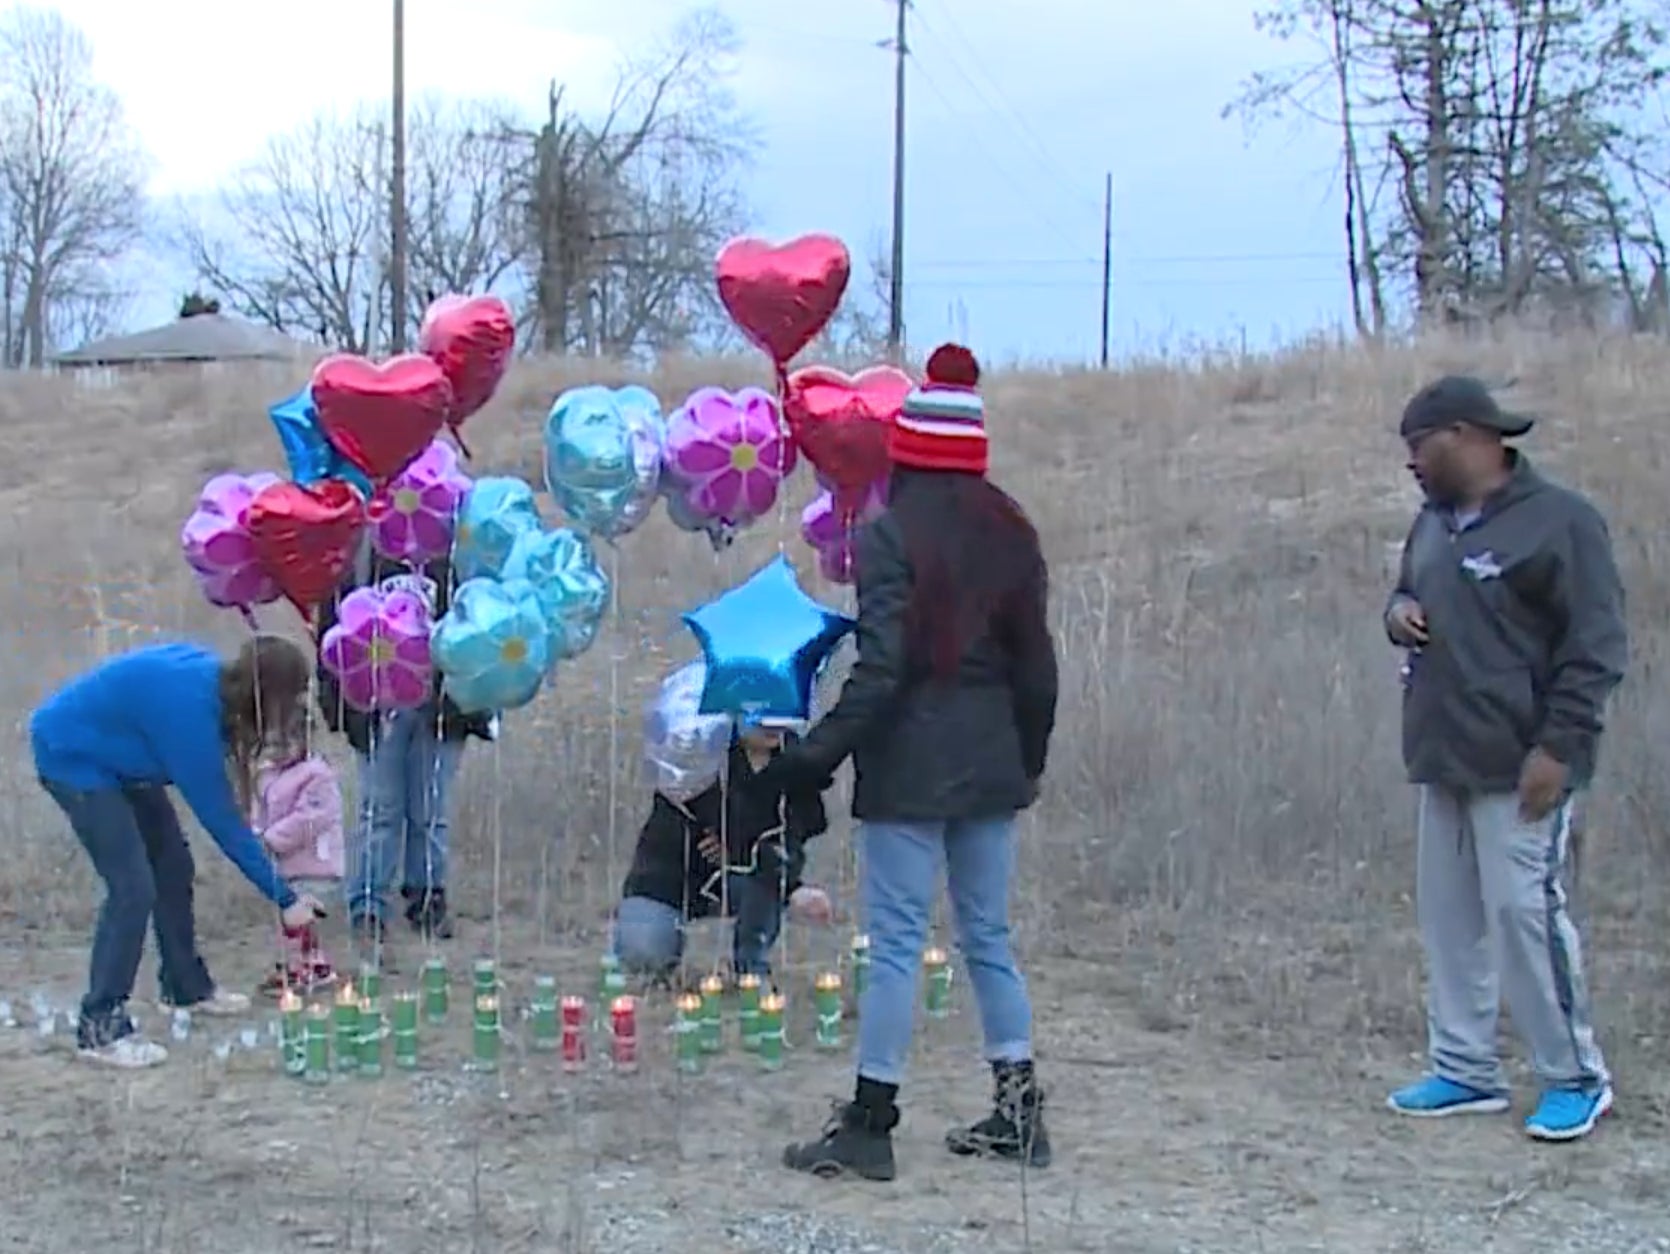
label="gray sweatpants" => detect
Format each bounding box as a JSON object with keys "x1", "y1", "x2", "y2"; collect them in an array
[{"x1": 1416, "y1": 785, "x2": 1607, "y2": 1094}]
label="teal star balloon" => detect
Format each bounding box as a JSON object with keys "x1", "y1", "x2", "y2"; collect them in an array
[{"x1": 682, "y1": 555, "x2": 855, "y2": 722}]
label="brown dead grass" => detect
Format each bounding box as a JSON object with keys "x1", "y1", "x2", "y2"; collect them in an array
[{"x1": 0, "y1": 329, "x2": 1667, "y2": 1252}]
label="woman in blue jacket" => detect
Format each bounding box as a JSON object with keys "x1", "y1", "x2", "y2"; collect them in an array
[{"x1": 30, "y1": 635, "x2": 326, "y2": 1068}]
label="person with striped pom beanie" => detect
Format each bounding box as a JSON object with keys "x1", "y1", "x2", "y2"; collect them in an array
[
  {"x1": 760, "y1": 341, "x2": 1060, "y2": 1182},
  {"x1": 889, "y1": 343, "x2": 989, "y2": 475}
]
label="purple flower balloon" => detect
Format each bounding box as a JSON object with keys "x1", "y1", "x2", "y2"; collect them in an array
[
  {"x1": 371, "y1": 439, "x2": 471, "y2": 564},
  {"x1": 663, "y1": 386, "x2": 797, "y2": 528},
  {"x1": 799, "y1": 484, "x2": 886, "y2": 585},
  {"x1": 181, "y1": 472, "x2": 285, "y2": 609},
  {"x1": 319, "y1": 586, "x2": 434, "y2": 712}
]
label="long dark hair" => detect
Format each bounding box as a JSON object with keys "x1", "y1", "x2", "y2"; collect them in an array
[
  {"x1": 220, "y1": 634, "x2": 312, "y2": 812},
  {"x1": 887, "y1": 468, "x2": 1049, "y2": 680}
]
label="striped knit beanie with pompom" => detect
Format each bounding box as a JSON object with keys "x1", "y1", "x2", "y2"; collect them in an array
[{"x1": 889, "y1": 343, "x2": 988, "y2": 475}]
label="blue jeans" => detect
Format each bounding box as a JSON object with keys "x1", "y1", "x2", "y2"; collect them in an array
[
  {"x1": 40, "y1": 779, "x2": 215, "y2": 1046},
  {"x1": 347, "y1": 710, "x2": 464, "y2": 923},
  {"x1": 858, "y1": 816, "x2": 1033, "y2": 1085},
  {"x1": 613, "y1": 874, "x2": 783, "y2": 976}
]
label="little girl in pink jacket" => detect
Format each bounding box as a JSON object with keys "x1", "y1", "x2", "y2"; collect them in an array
[{"x1": 252, "y1": 729, "x2": 346, "y2": 995}]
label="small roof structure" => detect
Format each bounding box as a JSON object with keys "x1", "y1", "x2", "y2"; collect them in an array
[{"x1": 52, "y1": 313, "x2": 311, "y2": 367}]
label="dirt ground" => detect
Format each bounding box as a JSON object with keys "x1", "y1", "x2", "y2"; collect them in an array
[{"x1": 2, "y1": 334, "x2": 1669, "y2": 1252}]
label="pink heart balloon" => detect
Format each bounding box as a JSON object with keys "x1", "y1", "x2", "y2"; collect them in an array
[
  {"x1": 181, "y1": 472, "x2": 285, "y2": 609},
  {"x1": 663, "y1": 386, "x2": 798, "y2": 528},
  {"x1": 370, "y1": 439, "x2": 472, "y2": 564},
  {"x1": 319, "y1": 586, "x2": 434, "y2": 712}
]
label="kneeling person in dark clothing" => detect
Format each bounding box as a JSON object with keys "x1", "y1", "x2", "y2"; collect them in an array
[{"x1": 615, "y1": 720, "x2": 833, "y2": 978}]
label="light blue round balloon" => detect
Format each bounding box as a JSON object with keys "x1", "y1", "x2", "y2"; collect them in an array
[
  {"x1": 431, "y1": 576, "x2": 551, "y2": 714},
  {"x1": 500, "y1": 526, "x2": 612, "y2": 663},
  {"x1": 453, "y1": 476, "x2": 541, "y2": 582},
  {"x1": 544, "y1": 385, "x2": 661, "y2": 538}
]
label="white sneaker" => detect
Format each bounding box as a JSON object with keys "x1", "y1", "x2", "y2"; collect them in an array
[
  {"x1": 78, "y1": 1036, "x2": 168, "y2": 1069},
  {"x1": 159, "y1": 988, "x2": 251, "y2": 1018}
]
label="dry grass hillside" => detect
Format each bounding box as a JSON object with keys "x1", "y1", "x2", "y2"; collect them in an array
[{"x1": 0, "y1": 329, "x2": 1666, "y2": 1253}]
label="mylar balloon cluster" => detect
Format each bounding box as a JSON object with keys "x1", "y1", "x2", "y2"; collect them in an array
[{"x1": 181, "y1": 290, "x2": 514, "y2": 622}]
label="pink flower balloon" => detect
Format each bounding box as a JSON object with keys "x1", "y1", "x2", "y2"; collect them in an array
[
  {"x1": 664, "y1": 386, "x2": 798, "y2": 527},
  {"x1": 319, "y1": 586, "x2": 434, "y2": 712},
  {"x1": 370, "y1": 439, "x2": 471, "y2": 563},
  {"x1": 800, "y1": 484, "x2": 886, "y2": 585},
  {"x1": 181, "y1": 472, "x2": 285, "y2": 609}
]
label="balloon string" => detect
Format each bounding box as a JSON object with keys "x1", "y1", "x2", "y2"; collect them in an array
[{"x1": 606, "y1": 542, "x2": 622, "y2": 943}]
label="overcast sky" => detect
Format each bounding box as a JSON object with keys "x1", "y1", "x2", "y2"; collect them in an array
[{"x1": 50, "y1": 0, "x2": 1347, "y2": 363}]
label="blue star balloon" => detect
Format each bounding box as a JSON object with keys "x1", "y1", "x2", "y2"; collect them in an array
[
  {"x1": 267, "y1": 387, "x2": 373, "y2": 498},
  {"x1": 431, "y1": 576, "x2": 551, "y2": 714},
  {"x1": 500, "y1": 525, "x2": 612, "y2": 663},
  {"x1": 453, "y1": 476, "x2": 542, "y2": 582},
  {"x1": 682, "y1": 555, "x2": 856, "y2": 722}
]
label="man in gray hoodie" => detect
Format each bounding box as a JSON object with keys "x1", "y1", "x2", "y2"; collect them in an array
[{"x1": 1384, "y1": 376, "x2": 1626, "y2": 1143}]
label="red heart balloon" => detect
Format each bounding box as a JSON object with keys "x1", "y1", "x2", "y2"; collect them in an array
[
  {"x1": 246, "y1": 479, "x2": 367, "y2": 613},
  {"x1": 715, "y1": 234, "x2": 851, "y2": 366},
  {"x1": 782, "y1": 364, "x2": 913, "y2": 495},
  {"x1": 417, "y1": 294, "x2": 515, "y2": 425},
  {"x1": 311, "y1": 353, "x2": 452, "y2": 483}
]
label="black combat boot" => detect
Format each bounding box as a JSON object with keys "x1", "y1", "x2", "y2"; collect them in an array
[
  {"x1": 783, "y1": 1076, "x2": 900, "y2": 1181},
  {"x1": 403, "y1": 887, "x2": 455, "y2": 940},
  {"x1": 945, "y1": 1060, "x2": 1052, "y2": 1168}
]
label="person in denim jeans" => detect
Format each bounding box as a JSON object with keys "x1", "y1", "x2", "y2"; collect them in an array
[
  {"x1": 757, "y1": 345, "x2": 1059, "y2": 1183},
  {"x1": 317, "y1": 548, "x2": 494, "y2": 947},
  {"x1": 29, "y1": 637, "x2": 327, "y2": 1068},
  {"x1": 614, "y1": 722, "x2": 833, "y2": 980}
]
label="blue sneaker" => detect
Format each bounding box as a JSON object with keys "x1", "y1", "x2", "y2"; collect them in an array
[
  {"x1": 1386, "y1": 1076, "x2": 1510, "y2": 1118},
  {"x1": 1524, "y1": 1086, "x2": 1613, "y2": 1142}
]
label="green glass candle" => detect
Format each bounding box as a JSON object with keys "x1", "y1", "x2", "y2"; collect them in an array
[
  {"x1": 698, "y1": 974, "x2": 725, "y2": 1054},
  {"x1": 530, "y1": 976, "x2": 558, "y2": 1051},
  {"x1": 279, "y1": 990, "x2": 305, "y2": 1076},
  {"x1": 302, "y1": 1006, "x2": 330, "y2": 1085},
  {"x1": 923, "y1": 947, "x2": 952, "y2": 1019},
  {"x1": 358, "y1": 964, "x2": 382, "y2": 1003},
  {"x1": 332, "y1": 986, "x2": 361, "y2": 1072},
  {"x1": 813, "y1": 971, "x2": 843, "y2": 1051},
  {"x1": 421, "y1": 958, "x2": 449, "y2": 1024},
  {"x1": 472, "y1": 959, "x2": 497, "y2": 1001},
  {"x1": 850, "y1": 934, "x2": 872, "y2": 998},
  {"x1": 391, "y1": 991, "x2": 419, "y2": 1070},
  {"x1": 473, "y1": 995, "x2": 500, "y2": 1073},
  {"x1": 757, "y1": 992, "x2": 785, "y2": 1072},
  {"x1": 597, "y1": 952, "x2": 622, "y2": 1001},
  {"x1": 356, "y1": 999, "x2": 384, "y2": 1077},
  {"x1": 736, "y1": 973, "x2": 762, "y2": 1052},
  {"x1": 674, "y1": 993, "x2": 703, "y2": 1074}
]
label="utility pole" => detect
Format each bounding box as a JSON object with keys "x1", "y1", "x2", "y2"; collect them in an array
[
  {"x1": 1099, "y1": 172, "x2": 1112, "y2": 369},
  {"x1": 389, "y1": 0, "x2": 409, "y2": 353},
  {"x1": 886, "y1": 0, "x2": 908, "y2": 359}
]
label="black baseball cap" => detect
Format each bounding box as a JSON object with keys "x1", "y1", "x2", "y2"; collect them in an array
[{"x1": 1400, "y1": 375, "x2": 1534, "y2": 441}]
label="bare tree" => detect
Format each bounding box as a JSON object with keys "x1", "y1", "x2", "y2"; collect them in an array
[
  {"x1": 0, "y1": 6, "x2": 147, "y2": 366},
  {"x1": 1231, "y1": 0, "x2": 1668, "y2": 330},
  {"x1": 179, "y1": 98, "x2": 527, "y2": 354},
  {"x1": 521, "y1": 8, "x2": 758, "y2": 356}
]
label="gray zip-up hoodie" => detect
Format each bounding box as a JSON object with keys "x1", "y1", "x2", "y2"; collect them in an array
[{"x1": 1386, "y1": 453, "x2": 1627, "y2": 793}]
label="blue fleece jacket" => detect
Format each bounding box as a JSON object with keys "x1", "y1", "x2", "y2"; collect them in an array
[{"x1": 30, "y1": 642, "x2": 296, "y2": 909}]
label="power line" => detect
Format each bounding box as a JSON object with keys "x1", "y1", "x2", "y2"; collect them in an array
[
  {"x1": 906, "y1": 273, "x2": 1346, "y2": 290},
  {"x1": 908, "y1": 250, "x2": 1343, "y2": 269},
  {"x1": 911, "y1": 0, "x2": 1100, "y2": 215}
]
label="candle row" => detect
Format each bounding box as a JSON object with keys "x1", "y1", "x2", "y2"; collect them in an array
[{"x1": 271, "y1": 940, "x2": 954, "y2": 1083}]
